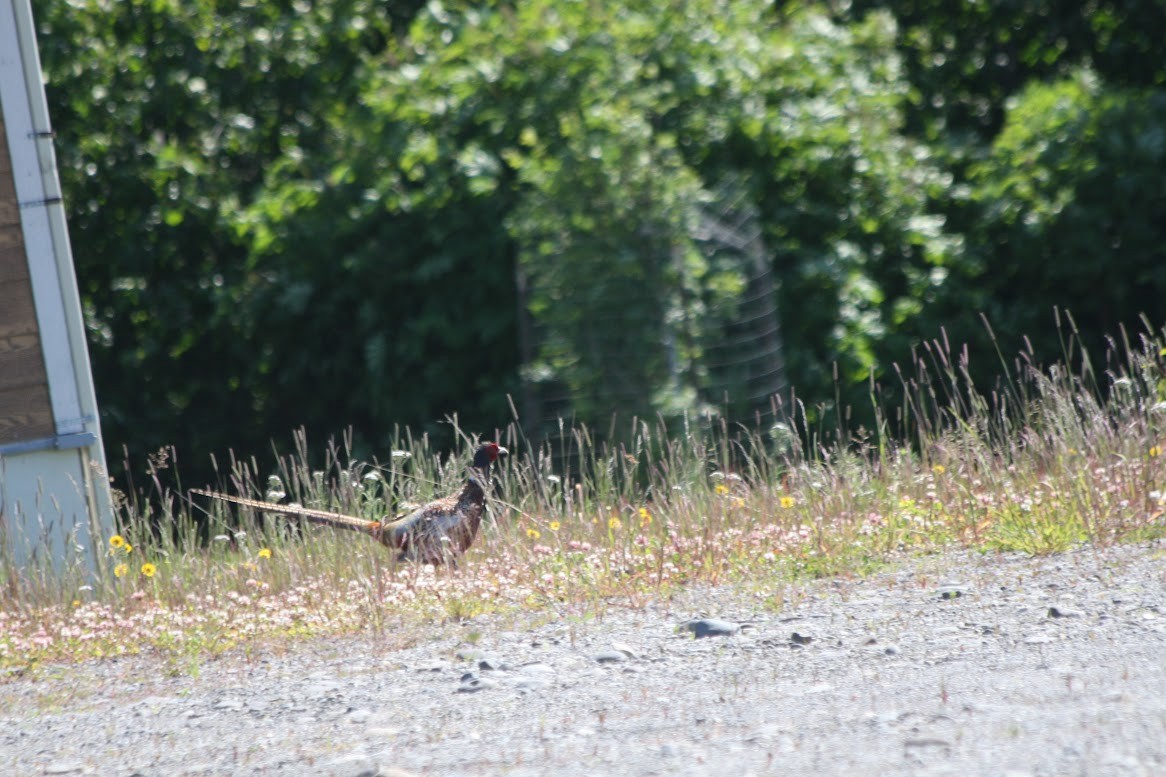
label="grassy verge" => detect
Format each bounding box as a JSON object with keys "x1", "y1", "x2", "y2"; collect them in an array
[{"x1": 3, "y1": 328, "x2": 1165, "y2": 672}]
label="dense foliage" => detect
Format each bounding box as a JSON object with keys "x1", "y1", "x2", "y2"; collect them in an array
[{"x1": 31, "y1": 0, "x2": 1166, "y2": 485}]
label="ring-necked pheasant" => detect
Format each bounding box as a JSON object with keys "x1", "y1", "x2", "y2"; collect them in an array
[{"x1": 192, "y1": 442, "x2": 508, "y2": 565}]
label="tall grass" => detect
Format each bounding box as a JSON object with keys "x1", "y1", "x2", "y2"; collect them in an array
[{"x1": 2, "y1": 325, "x2": 1164, "y2": 669}]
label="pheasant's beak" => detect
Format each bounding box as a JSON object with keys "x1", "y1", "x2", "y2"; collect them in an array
[{"x1": 496, "y1": 446, "x2": 509, "y2": 458}]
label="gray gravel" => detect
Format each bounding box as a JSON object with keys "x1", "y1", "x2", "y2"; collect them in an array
[{"x1": 2, "y1": 543, "x2": 1165, "y2": 776}]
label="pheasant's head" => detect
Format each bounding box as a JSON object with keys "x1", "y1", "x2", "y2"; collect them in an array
[
  {"x1": 468, "y1": 442, "x2": 508, "y2": 488},
  {"x1": 471, "y1": 442, "x2": 508, "y2": 469}
]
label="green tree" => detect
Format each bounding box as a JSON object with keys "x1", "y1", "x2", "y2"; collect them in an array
[
  {"x1": 956, "y1": 73, "x2": 1166, "y2": 361},
  {"x1": 248, "y1": 1, "x2": 957, "y2": 432},
  {"x1": 35, "y1": 0, "x2": 400, "y2": 481}
]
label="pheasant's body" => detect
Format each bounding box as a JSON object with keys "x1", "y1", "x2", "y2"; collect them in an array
[
  {"x1": 383, "y1": 477, "x2": 489, "y2": 563},
  {"x1": 193, "y1": 442, "x2": 506, "y2": 565}
]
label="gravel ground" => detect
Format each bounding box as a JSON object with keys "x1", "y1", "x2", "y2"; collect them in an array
[{"x1": 2, "y1": 543, "x2": 1165, "y2": 777}]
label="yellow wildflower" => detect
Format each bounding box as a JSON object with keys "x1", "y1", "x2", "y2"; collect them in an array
[
  {"x1": 140, "y1": 563, "x2": 157, "y2": 578},
  {"x1": 714, "y1": 484, "x2": 729, "y2": 496},
  {"x1": 731, "y1": 497, "x2": 745, "y2": 509},
  {"x1": 258, "y1": 548, "x2": 272, "y2": 559},
  {"x1": 526, "y1": 528, "x2": 541, "y2": 539},
  {"x1": 108, "y1": 535, "x2": 125, "y2": 550},
  {"x1": 122, "y1": 543, "x2": 133, "y2": 554},
  {"x1": 1151, "y1": 445, "x2": 1162, "y2": 458},
  {"x1": 549, "y1": 521, "x2": 561, "y2": 531},
  {"x1": 932, "y1": 464, "x2": 946, "y2": 475},
  {"x1": 638, "y1": 507, "x2": 652, "y2": 525},
  {"x1": 780, "y1": 496, "x2": 795, "y2": 509},
  {"x1": 113, "y1": 563, "x2": 129, "y2": 578},
  {"x1": 608, "y1": 516, "x2": 622, "y2": 530}
]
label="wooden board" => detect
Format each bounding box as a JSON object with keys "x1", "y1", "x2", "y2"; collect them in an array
[{"x1": 0, "y1": 106, "x2": 55, "y2": 444}]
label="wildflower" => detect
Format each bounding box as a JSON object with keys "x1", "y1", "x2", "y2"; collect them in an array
[
  {"x1": 932, "y1": 464, "x2": 946, "y2": 475},
  {"x1": 780, "y1": 496, "x2": 795, "y2": 509},
  {"x1": 549, "y1": 521, "x2": 561, "y2": 531},
  {"x1": 122, "y1": 543, "x2": 132, "y2": 554},
  {"x1": 1151, "y1": 445, "x2": 1162, "y2": 458},
  {"x1": 714, "y1": 484, "x2": 730, "y2": 496},
  {"x1": 608, "y1": 516, "x2": 622, "y2": 530},
  {"x1": 731, "y1": 497, "x2": 745, "y2": 509},
  {"x1": 638, "y1": 507, "x2": 652, "y2": 525},
  {"x1": 141, "y1": 563, "x2": 157, "y2": 578},
  {"x1": 526, "y1": 528, "x2": 541, "y2": 540},
  {"x1": 113, "y1": 563, "x2": 129, "y2": 578},
  {"x1": 72, "y1": 600, "x2": 80, "y2": 608},
  {"x1": 258, "y1": 548, "x2": 272, "y2": 559},
  {"x1": 108, "y1": 535, "x2": 125, "y2": 550}
]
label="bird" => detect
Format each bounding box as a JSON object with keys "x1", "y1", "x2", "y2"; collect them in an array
[{"x1": 192, "y1": 442, "x2": 508, "y2": 565}]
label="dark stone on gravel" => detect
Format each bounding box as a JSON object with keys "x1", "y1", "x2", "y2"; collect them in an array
[
  {"x1": 790, "y1": 632, "x2": 813, "y2": 646},
  {"x1": 680, "y1": 618, "x2": 740, "y2": 637},
  {"x1": 477, "y1": 657, "x2": 507, "y2": 671},
  {"x1": 517, "y1": 662, "x2": 555, "y2": 676},
  {"x1": 457, "y1": 675, "x2": 498, "y2": 693},
  {"x1": 593, "y1": 650, "x2": 628, "y2": 664},
  {"x1": 937, "y1": 584, "x2": 967, "y2": 600},
  {"x1": 1048, "y1": 606, "x2": 1081, "y2": 618}
]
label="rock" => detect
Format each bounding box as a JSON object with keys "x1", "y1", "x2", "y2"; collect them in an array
[
  {"x1": 514, "y1": 676, "x2": 551, "y2": 693},
  {"x1": 680, "y1": 618, "x2": 740, "y2": 638},
  {"x1": 1048, "y1": 606, "x2": 1081, "y2": 618},
  {"x1": 458, "y1": 675, "x2": 498, "y2": 693},
  {"x1": 43, "y1": 764, "x2": 86, "y2": 775},
  {"x1": 347, "y1": 708, "x2": 372, "y2": 724},
  {"x1": 593, "y1": 650, "x2": 628, "y2": 664},
  {"x1": 790, "y1": 632, "x2": 813, "y2": 646},
  {"x1": 937, "y1": 584, "x2": 967, "y2": 600},
  {"x1": 611, "y1": 641, "x2": 640, "y2": 659},
  {"x1": 478, "y1": 657, "x2": 508, "y2": 671},
  {"x1": 517, "y1": 662, "x2": 555, "y2": 676}
]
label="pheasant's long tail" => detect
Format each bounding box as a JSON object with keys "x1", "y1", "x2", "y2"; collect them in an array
[{"x1": 190, "y1": 489, "x2": 381, "y2": 536}]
